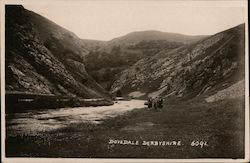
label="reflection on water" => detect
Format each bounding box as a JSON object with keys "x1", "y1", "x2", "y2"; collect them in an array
[{"x1": 6, "y1": 100, "x2": 146, "y2": 135}]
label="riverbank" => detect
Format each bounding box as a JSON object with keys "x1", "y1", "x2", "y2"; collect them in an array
[
  {"x1": 6, "y1": 100, "x2": 146, "y2": 136},
  {"x1": 6, "y1": 96, "x2": 244, "y2": 158},
  {"x1": 6, "y1": 92, "x2": 114, "y2": 113}
]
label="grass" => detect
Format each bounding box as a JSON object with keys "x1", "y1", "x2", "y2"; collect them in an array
[{"x1": 6, "y1": 96, "x2": 245, "y2": 158}]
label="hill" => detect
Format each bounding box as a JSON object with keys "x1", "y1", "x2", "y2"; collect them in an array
[
  {"x1": 84, "y1": 31, "x2": 206, "y2": 90},
  {"x1": 110, "y1": 24, "x2": 245, "y2": 98},
  {"x1": 107, "y1": 30, "x2": 206, "y2": 48},
  {"x1": 5, "y1": 5, "x2": 109, "y2": 99}
]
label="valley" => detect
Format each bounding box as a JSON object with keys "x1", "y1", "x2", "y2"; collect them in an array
[{"x1": 5, "y1": 5, "x2": 246, "y2": 159}]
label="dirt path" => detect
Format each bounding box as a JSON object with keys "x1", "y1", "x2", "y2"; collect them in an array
[{"x1": 6, "y1": 100, "x2": 146, "y2": 136}]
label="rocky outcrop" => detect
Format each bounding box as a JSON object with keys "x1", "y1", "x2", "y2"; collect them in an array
[
  {"x1": 5, "y1": 5, "x2": 109, "y2": 99},
  {"x1": 111, "y1": 24, "x2": 245, "y2": 98}
]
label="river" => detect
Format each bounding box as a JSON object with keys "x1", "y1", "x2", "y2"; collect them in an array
[{"x1": 6, "y1": 100, "x2": 146, "y2": 136}]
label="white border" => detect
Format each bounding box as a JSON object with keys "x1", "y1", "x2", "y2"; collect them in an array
[
  {"x1": 1, "y1": 0, "x2": 249, "y2": 163},
  {"x1": 1, "y1": 0, "x2": 6, "y2": 162},
  {"x1": 244, "y1": 1, "x2": 249, "y2": 162}
]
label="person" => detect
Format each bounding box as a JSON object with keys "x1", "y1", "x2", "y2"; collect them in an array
[
  {"x1": 153, "y1": 97, "x2": 158, "y2": 110},
  {"x1": 157, "y1": 97, "x2": 163, "y2": 110},
  {"x1": 148, "y1": 97, "x2": 153, "y2": 109}
]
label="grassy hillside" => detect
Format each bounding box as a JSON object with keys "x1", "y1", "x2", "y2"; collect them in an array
[{"x1": 111, "y1": 24, "x2": 245, "y2": 98}]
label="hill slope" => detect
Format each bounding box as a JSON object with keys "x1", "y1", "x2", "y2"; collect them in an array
[
  {"x1": 84, "y1": 31, "x2": 206, "y2": 90},
  {"x1": 5, "y1": 5, "x2": 109, "y2": 98},
  {"x1": 111, "y1": 24, "x2": 245, "y2": 98}
]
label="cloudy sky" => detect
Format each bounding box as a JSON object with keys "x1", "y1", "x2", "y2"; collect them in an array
[{"x1": 22, "y1": 0, "x2": 246, "y2": 41}]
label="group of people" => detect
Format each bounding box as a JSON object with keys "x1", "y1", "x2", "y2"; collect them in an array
[{"x1": 147, "y1": 97, "x2": 163, "y2": 110}]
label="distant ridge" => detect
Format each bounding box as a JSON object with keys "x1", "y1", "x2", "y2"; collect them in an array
[{"x1": 107, "y1": 30, "x2": 207, "y2": 47}]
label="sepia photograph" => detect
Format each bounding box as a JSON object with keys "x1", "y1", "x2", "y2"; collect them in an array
[{"x1": 1, "y1": 0, "x2": 249, "y2": 162}]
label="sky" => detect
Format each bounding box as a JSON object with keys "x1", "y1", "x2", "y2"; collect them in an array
[{"x1": 21, "y1": 0, "x2": 246, "y2": 41}]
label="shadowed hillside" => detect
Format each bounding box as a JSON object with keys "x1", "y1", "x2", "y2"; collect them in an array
[{"x1": 5, "y1": 5, "x2": 109, "y2": 99}]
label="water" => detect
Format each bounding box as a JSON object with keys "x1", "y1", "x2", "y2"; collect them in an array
[{"x1": 6, "y1": 100, "x2": 146, "y2": 135}]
